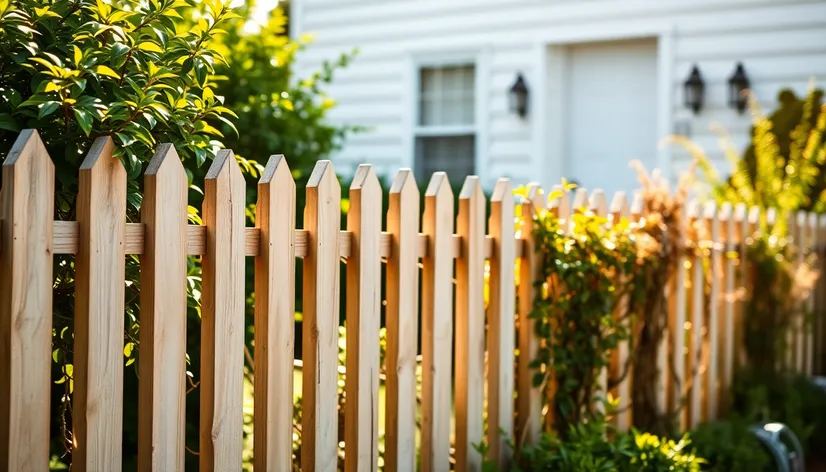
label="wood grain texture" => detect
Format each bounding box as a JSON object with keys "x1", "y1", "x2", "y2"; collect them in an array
[
  {"x1": 200, "y1": 150, "x2": 246, "y2": 472},
  {"x1": 734, "y1": 204, "x2": 749, "y2": 370},
  {"x1": 719, "y1": 202, "x2": 735, "y2": 417},
  {"x1": 687, "y1": 201, "x2": 704, "y2": 428},
  {"x1": 253, "y1": 155, "x2": 296, "y2": 472},
  {"x1": 384, "y1": 169, "x2": 420, "y2": 472},
  {"x1": 345, "y1": 165, "x2": 382, "y2": 472},
  {"x1": 589, "y1": 190, "x2": 609, "y2": 416},
  {"x1": 669, "y1": 200, "x2": 689, "y2": 430},
  {"x1": 302, "y1": 160, "x2": 341, "y2": 472},
  {"x1": 420, "y1": 172, "x2": 454, "y2": 472},
  {"x1": 73, "y1": 137, "x2": 126, "y2": 471},
  {"x1": 704, "y1": 202, "x2": 721, "y2": 421},
  {"x1": 0, "y1": 130, "x2": 54, "y2": 471},
  {"x1": 487, "y1": 179, "x2": 515, "y2": 469},
  {"x1": 138, "y1": 144, "x2": 188, "y2": 472},
  {"x1": 455, "y1": 177, "x2": 486, "y2": 472},
  {"x1": 49, "y1": 222, "x2": 522, "y2": 260},
  {"x1": 516, "y1": 184, "x2": 543, "y2": 446},
  {"x1": 609, "y1": 191, "x2": 632, "y2": 431}
]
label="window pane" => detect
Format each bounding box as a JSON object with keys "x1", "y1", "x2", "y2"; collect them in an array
[
  {"x1": 419, "y1": 64, "x2": 475, "y2": 127},
  {"x1": 415, "y1": 135, "x2": 475, "y2": 182}
]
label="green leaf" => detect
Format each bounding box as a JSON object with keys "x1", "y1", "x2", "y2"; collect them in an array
[
  {"x1": 73, "y1": 108, "x2": 93, "y2": 136},
  {"x1": 95, "y1": 65, "x2": 120, "y2": 79},
  {"x1": 193, "y1": 62, "x2": 207, "y2": 87},
  {"x1": 38, "y1": 101, "x2": 60, "y2": 119},
  {"x1": 110, "y1": 42, "x2": 130, "y2": 67},
  {"x1": 6, "y1": 89, "x2": 21, "y2": 108},
  {"x1": 0, "y1": 113, "x2": 19, "y2": 132},
  {"x1": 137, "y1": 42, "x2": 163, "y2": 53},
  {"x1": 115, "y1": 132, "x2": 136, "y2": 147},
  {"x1": 73, "y1": 45, "x2": 82, "y2": 66}
]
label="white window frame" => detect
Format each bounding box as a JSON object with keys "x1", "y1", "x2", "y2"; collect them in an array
[{"x1": 403, "y1": 50, "x2": 489, "y2": 183}]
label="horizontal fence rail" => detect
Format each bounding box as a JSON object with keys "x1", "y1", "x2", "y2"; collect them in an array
[{"x1": 1, "y1": 129, "x2": 825, "y2": 471}]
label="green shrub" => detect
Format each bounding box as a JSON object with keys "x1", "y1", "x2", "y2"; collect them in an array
[
  {"x1": 731, "y1": 369, "x2": 826, "y2": 458},
  {"x1": 690, "y1": 419, "x2": 773, "y2": 472},
  {"x1": 479, "y1": 416, "x2": 705, "y2": 472}
]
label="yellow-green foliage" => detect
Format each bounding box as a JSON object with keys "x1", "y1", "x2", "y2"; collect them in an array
[{"x1": 688, "y1": 87, "x2": 826, "y2": 234}]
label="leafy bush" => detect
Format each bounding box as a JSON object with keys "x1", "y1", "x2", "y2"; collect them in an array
[
  {"x1": 0, "y1": 0, "x2": 237, "y2": 212},
  {"x1": 730, "y1": 369, "x2": 826, "y2": 458},
  {"x1": 689, "y1": 419, "x2": 773, "y2": 472},
  {"x1": 479, "y1": 416, "x2": 705, "y2": 472},
  {"x1": 686, "y1": 88, "x2": 824, "y2": 373},
  {"x1": 522, "y1": 183, "x2": 637, "y2": 435}
]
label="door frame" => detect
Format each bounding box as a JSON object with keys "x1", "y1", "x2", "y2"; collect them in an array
[{"x1": 530, "y1": 20, "x2": 676, "y2": 189}]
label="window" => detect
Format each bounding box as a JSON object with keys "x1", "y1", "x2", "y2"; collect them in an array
[{"x1": 415, "y1": 64, "x2": 476, "y2": 181}]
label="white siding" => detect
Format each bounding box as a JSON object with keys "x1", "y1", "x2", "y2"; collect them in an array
[{"x1": 293, "y1": 0, "x2": 826, "y2": 188}]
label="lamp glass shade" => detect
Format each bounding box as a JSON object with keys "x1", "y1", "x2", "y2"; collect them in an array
[
  {"x1": 509, "y1": 73, "x2": 528, "y2": 117},
  {"x1": 728, "y1": 62, "x2": 750, "y2": 114},
  {"x1": 684, "y1": 65, "x2": 705, "y2": 114}
]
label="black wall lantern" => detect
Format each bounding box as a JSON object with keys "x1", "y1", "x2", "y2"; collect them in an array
[
  {"x1": 728, "y1": 62, "x2": 750, "y2": 114},
  {"x1": 683, "y1": 65, "x2": 705, "y2": 114},
  {"x1": 509, "y1": 73, "x2": 529, "y2": 118}
]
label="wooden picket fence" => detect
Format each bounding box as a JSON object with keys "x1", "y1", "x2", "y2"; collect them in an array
[{"x1": 0, "y1": 128, "x2": 824, "y2": 471}]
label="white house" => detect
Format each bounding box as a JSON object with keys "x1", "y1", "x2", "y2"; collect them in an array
[{"x1": 291, "y1": 0, "x2": 826, "y2": 196}]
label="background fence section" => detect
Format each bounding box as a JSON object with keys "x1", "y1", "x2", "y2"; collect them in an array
[{"x1": 1, "y1": 129, "x2": 825, "y2": 471}]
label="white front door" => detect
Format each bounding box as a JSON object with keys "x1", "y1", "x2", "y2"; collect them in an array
[{"x1": 565, "y1": 37, "x2": 659, "y2": 197}]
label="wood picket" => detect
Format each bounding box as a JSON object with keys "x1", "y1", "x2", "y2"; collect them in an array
[{"x1": 1, "y1": 129, "x2": 824, "y2": 471}]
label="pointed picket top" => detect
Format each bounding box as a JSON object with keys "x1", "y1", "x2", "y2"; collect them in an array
[
  {"x1": 525, "y1": 182, "x2": 544, "y2": 209},
  {"x1": 548, "y1": 184, "x2": 571, "y2": 220},
  {"x1": 145, "y1": 143, "x2": 184, "y2": 178},
  {"x1": 390, "y1": 168, "x2": 418, "y2": 199},
  {"x1": 719, "y1": 202, "x2": 733, "y2": 222},
  {"x1": 820, "y1": 214, "x2": 826, "y2": 229},
  {"x1": 588, "y1": 189, "x2": 608, "y2": 217},
  {"x1": 425, "y1": 171, "x2": 453, "y2": 200},
  {"x1": 703, "y1": 200, "x2": 718, "y2": 220},
  {"x1": 572, "y1": 188, "x2": 589, "y2": 213},
  {"x1": 609, "y1": 191, "x2": 629, "y2": 220},
  {"x1": 809, "y1": 212, "x2": 818, "y2": 230},
  {"x1": 686, "y1": 199, "x2": 701, "y2": 219},
  {"x1": 630, "y1": 191, "x2": 644, "y2": 220},
  {"x1": 459, "y1": 175, "x2": 484, "y2": 201},
  {"x1": 3, "y1": 128, "x2": 54, "y2": 171},
  {"x1": 307, "y1": 160, "x2": 337, "y2": 189},
  {"x1": 351, "y1": 164, "x2": 381, "y2": 194},
  {"x1": 259, "y1": 154, "x2": 294, "y2": 188},
  {"x1": 491, "y1": 178, "x2": 513, "y2": 204},
  {"x1": 81, "y1": 136, "x2": 112, "y2": 168},
  {"x1": 732, "y1": 203, "x2": 746, "y2": 221},
  {"x1": 748, "y1": 206, "x2": 760, "y2": 226},
  {"x1": 796, "y1": 210, "x2": 808, "y2": 228},
  {"x1": 206, "y1": 149, "x2": 242, "y2": 183},
  {"x1": 609, "y1": 192, "x2": 629, "y2": 226}
]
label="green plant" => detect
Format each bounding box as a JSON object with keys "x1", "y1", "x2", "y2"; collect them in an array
[
  {"x1": 525, "y1": 188, "x2": 636, "y2": 435},
  {"x1": 740, "y1": 88, "x2": 825, "y2": 212},
  {"x1": 685, "y1": 88, "x2": 824, "y2": 374},
  {"x1": 689, "y1": 418, "x2": 773, "y2": 472},
  {"x1": 730, "y1": 369, "x2": 826, "y2": 458},
  {"x1": 0, "y1": 0, "x2": 238, "y2": 211},
  {"x1": 0, "y1": 0, "x2": 358, "y2": 468},
  {"x1": 478, "y1": 415, "x2": 705, "y2": 472}
]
